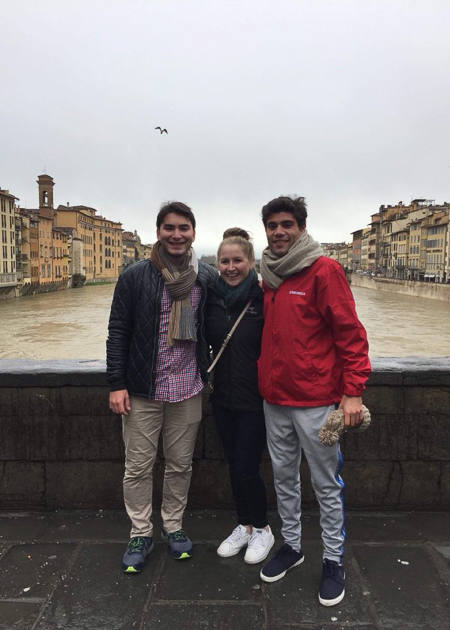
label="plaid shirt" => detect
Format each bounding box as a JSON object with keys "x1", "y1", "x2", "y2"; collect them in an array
[{"x1": 153, "y1": 285, "x2": 204, "y2": 402}]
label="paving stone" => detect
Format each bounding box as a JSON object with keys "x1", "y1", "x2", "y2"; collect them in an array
[
  {"x1": 34, "y1": 543, "x2": 158, "y2": 630},
  {"x1": 39, "y1": 511, "x2": 130, "y2": 542},
  {"x1": 268, "y1": 626, "x2": 377, "y2": 630},
  {"x1": 155, "y1": 543, "x2": 262, "y2": 602},
  {"x1": 265, "y1": 542, "x2": 374, "y2": 627},
  {"x1": 434, "y1": 544, "x2": 450, "y2": 579},
  {"x1": 0, "y1": 543, "x2": 77, "y2": 599},
  {"x1": 142, "y1": 602, "x2": 265, "y2": 629},
  {"x1": 346, "y1": 512, "x2": 450, "y2": 544},
  {"x1": 181, "y1": 509, "x2": 306, "y2": 544},
  {"x1": 0, "y1": 601, "x2": 42, "y2": 630},
  {"x1": 0, "y1": 513, "x2": 49, "y2": 542},
  {"x1": 353, "y1": 545, "x2": 450, "y2": 629}
]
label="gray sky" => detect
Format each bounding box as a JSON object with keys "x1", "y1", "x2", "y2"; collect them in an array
[{"x1": 1, "y1": 0, "x2": 449, "y2": 257}]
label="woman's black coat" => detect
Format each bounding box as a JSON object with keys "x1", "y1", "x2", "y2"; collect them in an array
[{"x1": 205, "y1": 282, "x2": 264, "y2": 412}]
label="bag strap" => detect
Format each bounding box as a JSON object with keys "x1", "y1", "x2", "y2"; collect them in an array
[{"x1": 207, "y1": 299, "x2": 253, "y2": 374}]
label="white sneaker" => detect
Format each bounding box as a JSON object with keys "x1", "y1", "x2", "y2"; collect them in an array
[
  {"x1": 217, "y1": 525, "x2": 252, "y2": 557},
  {"x1": 244, "y1": 526, "x2": 275, "y2": 564}
]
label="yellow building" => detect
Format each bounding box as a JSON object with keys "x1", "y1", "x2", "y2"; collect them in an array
[
  {"x1": 0, "y1": 188, "x2": 18, "y2": 294},
  {"x1": 424, "y1": 211, "x2": 449, "y2": 283},
  {"x1": 407, "y1": 218, "x2": 425, "y2": 281},
  {"x1": 56, "y1": 205, "x2": 122, "y2": 282},
  {"x1": 52, "y1": 227, "x2": 69, "y2": 282}
]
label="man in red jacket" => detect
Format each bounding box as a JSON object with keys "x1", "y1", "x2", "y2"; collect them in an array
[{"x1": 258, "y1": 196, "x2": 371, "y2": 607}]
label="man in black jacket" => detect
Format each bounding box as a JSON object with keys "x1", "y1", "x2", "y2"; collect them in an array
[{"x1": 107, "y1": 201, "x2": 216, "y2": 573}]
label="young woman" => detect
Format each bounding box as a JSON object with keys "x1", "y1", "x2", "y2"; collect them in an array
[{"x1": 205, "y1": 228, "x2": 274, "y2": 564}]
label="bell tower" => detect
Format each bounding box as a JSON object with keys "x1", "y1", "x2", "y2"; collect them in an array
[{"x1": 37, "y1": 174, "x2": 55, "y2": 219}]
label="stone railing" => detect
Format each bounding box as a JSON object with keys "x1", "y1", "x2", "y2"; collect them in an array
[{"x1": 0, "y1": 358, "x2": 449, "y2": 511}]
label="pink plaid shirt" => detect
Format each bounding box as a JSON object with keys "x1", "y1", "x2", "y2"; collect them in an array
[{"x1": 153, "y1": 285, "x2": 204, "y2": 402}]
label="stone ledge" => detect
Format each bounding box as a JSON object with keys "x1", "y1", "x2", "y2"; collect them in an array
[{"x1": 0, "y1": 357, "x2": 449, "y2": 387}]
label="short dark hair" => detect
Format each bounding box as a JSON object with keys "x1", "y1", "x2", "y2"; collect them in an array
[
  {"x1": 261, "y1": 196, "x2": 307, "y2": 229},
  {"x1": 156, "y1": 201, "x2": 196, "y2": 229}
]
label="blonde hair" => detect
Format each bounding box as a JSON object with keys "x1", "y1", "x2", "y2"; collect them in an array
[{"x1": 217, "y1": 227, "x2": 255, "y2": 264}]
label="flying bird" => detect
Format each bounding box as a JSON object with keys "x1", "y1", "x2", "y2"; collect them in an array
[{"x1": 155, "y1": 127, "x2": 168, "y2": 134}]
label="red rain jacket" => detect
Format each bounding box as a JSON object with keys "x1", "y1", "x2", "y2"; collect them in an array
[{"x1": 258, "y1": 257, "x2": 371, "y2": 407}]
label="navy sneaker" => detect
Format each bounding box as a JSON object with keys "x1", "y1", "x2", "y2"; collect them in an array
[
  {"x1": 161, "y1": 528, "x2": 193, "y2": 560},
  {"x1": 318, "y1": 558, "x2": 345, "y2": 606},
  {"x1": 260, "y1": 543, "x2": 304, "y2": 582},
  {"x1": 122, "y1": 536, "x2": 154, "y2": 573}
]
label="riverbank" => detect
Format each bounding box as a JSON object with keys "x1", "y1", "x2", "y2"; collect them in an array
[{"x1": 351, "y1": 273, "x2": 450, "y2": 302}]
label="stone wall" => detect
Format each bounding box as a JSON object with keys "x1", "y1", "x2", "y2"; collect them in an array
[
  {"x1": 351, "y1": 273, "x2": 450, "y2": 302},
  {"x1": 0, "y1": 358, "x2": 449, "y2": 511}
]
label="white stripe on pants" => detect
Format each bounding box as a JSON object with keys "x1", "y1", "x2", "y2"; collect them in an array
[
  {"x1": 264, "y1": 401, "x2": 345, "y2": 563},
  {"x1": 123, "y1": 393, "x2": 202, "y2": 538}
]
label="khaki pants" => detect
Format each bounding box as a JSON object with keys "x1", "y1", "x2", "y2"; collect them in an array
[{"x1": 122, "y1": 393, "x2": 202, "y2": 538}]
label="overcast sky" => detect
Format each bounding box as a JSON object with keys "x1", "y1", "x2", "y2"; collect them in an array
[{"x1": 1, "y1": 0, "x2": 449, "y2": 257}]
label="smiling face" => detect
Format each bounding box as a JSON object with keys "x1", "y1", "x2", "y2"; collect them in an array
[
  {"x1": 265, "y1": 211, "x2": 305, "y2": 258},
  {"x1": 218, "y1": 243, "x2": 253, "y2": 287},
  {"x1": 156, "y1": 212, "x2": 195, "y2": 265}
]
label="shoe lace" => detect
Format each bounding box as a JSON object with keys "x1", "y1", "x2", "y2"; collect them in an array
[
  {"x1": 228, "y1": 526, "x2": 247, "y2": 542},
  {"x1": 170, "y1": 529, "x2": 188, "y2": 542},
  {"x1": 128, "y1": 537, "x2": 147, "y2": 553},
  {"x1": 274, "y1": 543, "x2": 296, "y2": 559},
  {"x1": 249, "y1": 529, "x2": 266, "y2": 549},
  {"x1": 323, "y1": 559, "x2": 342, "y2": 579}
]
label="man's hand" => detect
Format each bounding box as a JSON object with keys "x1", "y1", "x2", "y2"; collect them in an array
[
  {"x1": 339, "y1": 395, "x2": 363, "y2": 428},
  {"x1": 109, "y1": 390, "x2": 131, "y2": 416}
]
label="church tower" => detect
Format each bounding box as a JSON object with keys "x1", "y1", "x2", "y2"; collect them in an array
[{"x1": 37, "y1": 174, "x2": 55, "y2": 219}]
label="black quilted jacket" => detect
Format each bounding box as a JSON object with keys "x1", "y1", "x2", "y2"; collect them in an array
[{"x1": 106, "y1": 259, "x2": 217, "y2": 397}]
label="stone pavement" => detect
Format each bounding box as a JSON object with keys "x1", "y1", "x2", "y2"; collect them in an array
[{"x1": 0, "y1": 510, "x2": 449, "y2": 629}]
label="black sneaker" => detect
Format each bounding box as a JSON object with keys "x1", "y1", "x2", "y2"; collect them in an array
[
  {"x1": 122, "y1": 536, "x2": 154, "y2": 573},
  {"x1": 161, "y1": 528, "x2": 193, "y2": 560},
  {"x1": 260, "y1": 543, "x2": 304, "y2": 583},
  {"x1": 318, "y1": 558, "x2": 345, "y2": 606}
]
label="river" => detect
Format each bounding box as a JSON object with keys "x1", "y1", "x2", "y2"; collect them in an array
[{"x1": 0, "y1": 283, "x2": 449, "y2": 359}]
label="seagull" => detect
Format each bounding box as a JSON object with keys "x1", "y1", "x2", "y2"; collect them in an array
[{"x1": 155, "y1": 127, "x2": 168, "y2": 134}]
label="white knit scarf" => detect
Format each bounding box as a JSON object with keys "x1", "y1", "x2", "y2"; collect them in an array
[{"x1": 260, "y1": 230, "x2": 323, "y2": 289}]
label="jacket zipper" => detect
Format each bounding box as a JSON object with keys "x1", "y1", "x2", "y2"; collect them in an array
[{"x1": 148, "y1": 275, "x2": 162, "y2": 399}]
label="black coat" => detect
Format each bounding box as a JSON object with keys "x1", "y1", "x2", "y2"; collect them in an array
[
  {"x1": 106, "y1": 259, "x2": 217, "y2": 398},
  {"x1": 205, "y1": 282, "x2": 264, "y2": 412}
]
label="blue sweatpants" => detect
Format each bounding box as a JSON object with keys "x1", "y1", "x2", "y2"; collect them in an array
[{"x1": 264, "y1": 402, "x2": 345, "y2": 563}]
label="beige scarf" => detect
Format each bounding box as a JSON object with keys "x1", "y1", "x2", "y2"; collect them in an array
[
  {"x1": 151, "y1": 242, "x2": 198, "y2": 346},
  {"x1": 260, "y1": 230, "x2": 323, "y2": 289}
]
